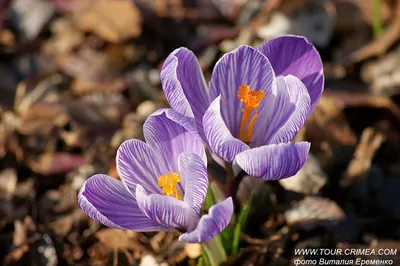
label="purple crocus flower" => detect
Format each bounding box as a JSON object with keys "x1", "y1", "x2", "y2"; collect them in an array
[
  {"x1": 78, "y1": 109, "x2": 233, "y2": 243},
  {"x1": 161, "y1": 35, "x2": 323, "y2": 181}
]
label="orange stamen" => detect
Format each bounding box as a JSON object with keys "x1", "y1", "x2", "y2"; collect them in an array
[
  {"x1": 157, "y1": 172, "x2": 182, "y2": 200},
  {"x1": 237, "y1": 85, "x2": 265, "y2": 143}
]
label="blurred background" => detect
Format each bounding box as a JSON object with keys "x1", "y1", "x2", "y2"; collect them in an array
[{"x1": 0, "y1": 0, "x2": 400, "y2": 265}]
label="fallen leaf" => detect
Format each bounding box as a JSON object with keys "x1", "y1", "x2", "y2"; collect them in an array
[
  {"x1": 48, "y1": 214, "x2": 74, "y2": 237},
  {"x1": 306, "y1": 95, "x2": 357, "y2": 146},
  {"x1": 361, "y1": 48, "x2": 400, "y2": 97},
  {"x1": 28, "y1": 152, "x2": 86, "y2": 175},
  {"x1": 43, "y1": 18, "x2": 84, "y2": 55},
  {"x1": 17, "y1": 103, "x2": 69, "y2": 135},
  {"x1": 0, "y1": 121, "x2": 5, "y2": 158},
  {"x1": 341, "y1": 128, "x2": 385, "y2": 188},
  {"x1": 0, "y1": 168, "x2": 18, "y2": 200},
  {"x1": 349, "y1": 0, "x2": 400, "y2": 62},
  {"x1": 73, "y1": 0, "x2": 142, "y2": 43},
  {"x1": 285, "y1": 197, "x2": 345, "y2": 229},
  {"x1": 55, "y1": 48, "x2": 116, "y2": 81},
  {"x1": 95, "y1": 228, "x2": 134, "y2": 250},
  {"x1": 71, "y1": 77, "x2": 124, "y2": 95}
]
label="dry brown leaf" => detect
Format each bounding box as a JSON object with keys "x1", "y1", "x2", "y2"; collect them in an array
[
  {"x1": 0, "y1": 28, "x2": 16, "y2": 46},
  {"x1": 13, "y1": 220, "x2": 27, "y2": 247},
  {"x1": 0, "y1": 168, "x2": 18, "y2": 200},
  {"x1": 357, "y1": 0, "x2": 392, "y2": 24},
  {"x1": 73, "y1": 0, "x2": 142, "y2": 43},
  {"x1": 5, "y1": 244, "x2": 29, "y2": 264},
  {"x1": 285, "y1": 197, "x2": 345, "y2": 229},
  {"x1": 0, "y1": 122, "x2": 6, "y2": 158},
  {"x1": 349, "y1": 0, "x2": 400, "y2": 62},
  {"x1": 14, "y1": 76, "x2": 64, "y2": 118},
  {"x1": 43, "y1": 18, "x2": 84, "y2": 55},
  {"x1": 324, "y1": 90, "x2": 400, "y2": 122},
  {"x1": 341, "y1": 128, "x2": 385, "y2": 188},
  {"x1": 71, "y1": 77, "x2": 124, "y2": 95},
  {"x1": 95, "y1": 228, "x2": 135, "y2": 250},
  {"x1": 67, "y1": 94, "x2": 129, "y2": 130},
  {"x1": 48, "y1": 215, "x2": 74, "y2": 237},
  {"x1": 306, "y1": 95, "x2": 357, "y2": 146},
  {"x1": 221, "y1": 246, "x2": 260, "y2": 266},
  {"x1": 52, "y1": 0, "x2": 87, "y2": 12},
  {"x1": 28, "y1": 152, "x2": 86, "y2": 175},
  {"x1": 60, "y1": 127, "x2": 85, "y2": 148},
  {"x1": 361, "y1": 49, "x2": 400, "y2": 96},
  {"x1": 6, "y1": 217, "x2": 35, "y2": 263},
  {"x1": 17, "y1": 104, "x2": 69, "y2": 135},
  {"x1": 55, "y1": 48, "x2": 113, "y2": 81}
]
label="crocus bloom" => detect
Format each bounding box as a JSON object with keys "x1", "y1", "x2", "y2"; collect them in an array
[
  {"x1": 161, "y1": 35, "x2": 323, "y2": 181},
  {"x1": 78, "y1": 109, "x2": 233, "y2": 243}
]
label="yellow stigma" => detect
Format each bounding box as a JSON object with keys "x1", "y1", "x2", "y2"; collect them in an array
[
  {"x1": 237, "y1": 85, "x2": 265, "y2": 143},
  {"x1": 157, "y1": 172, "x2": 182, "y2": 200}
]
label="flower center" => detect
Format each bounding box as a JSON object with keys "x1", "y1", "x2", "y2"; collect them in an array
[
  {"x1": 236, "y1": 85, "x2": 265, "y2": 143},
  {"x1": 157, "y1": 172, "x2": 182, "y2": 200}
]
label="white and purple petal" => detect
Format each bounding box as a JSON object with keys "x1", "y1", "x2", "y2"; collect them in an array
[
  {"x1": 179, "y1": 197, "x2": 233, "y2": 243},
  {"x1": 253, "y1": 75, "x2": 311, "y2": 147},
  {"x1": 234, "y1": 142, "x2": 310, "y2": 181},
  {"x1": 203, "y1": 96, "x2": 249, "y2": 163},
  {"x1": 136, "y1": 184, "x2": 198, "y2": 231},
  {"x1": 178, "y1": 152, "x2": 208, "y2": 215},
  {"x1": 144, "y1": 108, "x2": 207, "y2": 173},
  {"x1": 116, "y1": 140, "x2": 168, "y2": 196},
  {"x1": 161, "y1": 48, "x2": 210, "y2": 138},
  {"x1": 209, "y1": 45, "x2": 276, "y2": 138},
  {"x1": 257, "y1": 35, "x2": 323, "y2": 110},
  {"x1": 78, "y1": 174, "x2": 167, "y2": 231}
]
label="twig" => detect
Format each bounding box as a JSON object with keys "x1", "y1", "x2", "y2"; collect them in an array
[{"x1": 340, "y1": 127, "x2": 385, "y2": 188}]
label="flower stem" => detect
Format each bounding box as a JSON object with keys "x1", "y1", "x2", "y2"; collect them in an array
[
  {"x1": 201, "y1": 236, "x2": 227, "y2": 266},
  {"x1": 225, "y1": 162, "x2": 245, "y2": 204},
  {"x1": 225, "y1": 161, "x2": 234, "y2": 198}
]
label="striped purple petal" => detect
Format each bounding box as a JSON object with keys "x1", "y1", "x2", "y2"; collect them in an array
[
  {"x1": 257, "y1": 35, "x2": 324, "y2": 111},
  {"x1": 209, "y1": 45, "x2": 276, "y2": 138},
  {"x1": 78, "y1": 174, "x2": 167, "y2": 231},
  {"x1": 135, "y1": 184, "x2": 199, "y2": 232},
  {"x1": 116, "y1": 139, "x2": 168, "y2": 196},
  {"x1": 161, "y1": 48, "x2": 210, "y2": 139},
  {"x1": 178, "y1": 152, "x2": 208, "y2": 215},
  {"x1": 234, "y1": 142, "x2": 310, "y2": 181},
  {"x1": 179, "y1": 197, "x2": 233, "y2": 243},
  {"x1": 203, "y1": 96, "x2": 249, "y2": 163},
  {"x1": 144, "y1": 109, "x2": 206, "y2": 174},
  {"x1": 253, "y1": 75, "x2": 311, "y2": 147}
]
